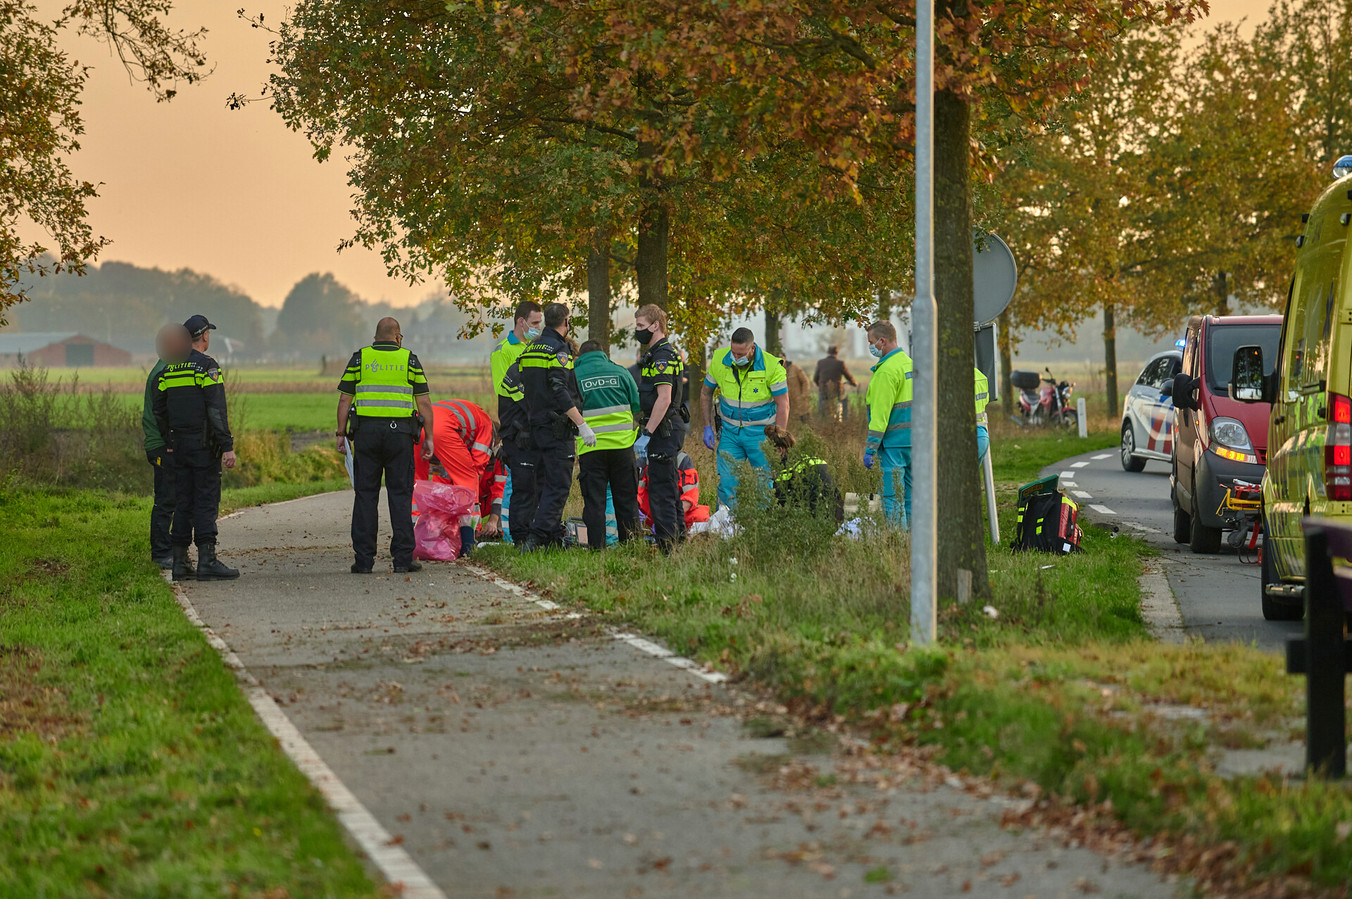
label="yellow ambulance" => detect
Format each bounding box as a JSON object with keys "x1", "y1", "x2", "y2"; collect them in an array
[{"x1": 1232, "y1": 155, "x2": 1352, "y2": 620}]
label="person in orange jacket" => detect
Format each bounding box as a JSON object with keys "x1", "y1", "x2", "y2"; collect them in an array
[
  {"x1": 414, "y1": 398, "x2": 497, "y2": 556},
  {"x1": 476, "y1": 455, "x2": 506, "y2": 540},
  {"x1": 638, "y1": 450, "x2": 710, "y2": 534}
]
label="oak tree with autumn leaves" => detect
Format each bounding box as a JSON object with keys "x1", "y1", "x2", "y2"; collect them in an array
[{"x1": 272, "y1": 0, "x2": 1206, "y2": 602}]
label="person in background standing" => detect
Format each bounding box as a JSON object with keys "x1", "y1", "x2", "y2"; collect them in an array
[
  {"x1": 975, "y1": 367, "x2": 991, "y2": 462},
  {"x1": 814, "y1": 345, "x2": 856, "y2": 422},
  {"x1": 154, "y1": 314, "x2": 240, "y2": 581},
  {"x1": 574, "y1": 339, "x2": 642, "y2": 549},
  {"x1": 492, "y1": 301, "x2": 543, "y2": 543},
  {"x1": 144, "y1": 323, "x2": 191, "y2": 570},
  {"x1": 783, "y1": 355, "x2": 813, "y2": 426},
  {"x1": 861, "y1": 321, "x2": 914, "y2": 526},
  {"x1": 336, "y1": 317, "x2": 435, "y2": 574}
]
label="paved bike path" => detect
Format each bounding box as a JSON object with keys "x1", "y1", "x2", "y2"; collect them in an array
[{"x1": 182, "y1": 490, "x2": 1186, "y2": 898}]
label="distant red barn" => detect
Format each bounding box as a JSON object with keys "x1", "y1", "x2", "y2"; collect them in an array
[{"x1": 0, "y1": 332, "x2": 132, "y2": 368}]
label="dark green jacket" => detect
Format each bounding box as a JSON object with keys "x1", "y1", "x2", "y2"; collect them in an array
[{"x1": 143, "y1": 360, "x2": 169, "y2": 452}]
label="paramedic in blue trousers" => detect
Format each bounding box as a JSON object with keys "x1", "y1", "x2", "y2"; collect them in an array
[
  {"x1": 336, "y1": 317, "x2": 436, "y2": 574},
  {"x1": 700, "y1": 327, "x2": 789, "y2": 510},
  {"x1": 634, "y1": 303, "x2": 686, "y2": 553},
  {"x1": 975, "y1": 367, "x2": 991, "y2": 461},
  {"x1": 491, "y1": 301, "x2": 543, "y2": 543},
  {"x1": 862, "y1": 320, "x2": 915, "y2": 526}
]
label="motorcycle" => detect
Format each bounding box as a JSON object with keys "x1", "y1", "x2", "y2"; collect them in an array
[{"x1": 1012, "y1": 367, "x2": 1077, "y2": 428}]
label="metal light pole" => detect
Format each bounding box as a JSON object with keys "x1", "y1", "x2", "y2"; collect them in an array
[{"x1": 910, "y1": 0, "x2": 937, "y2": 647}]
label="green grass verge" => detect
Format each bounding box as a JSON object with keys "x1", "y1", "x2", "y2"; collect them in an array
[
  {"x1": 477, "y1": 423, "x2": 1352, "y2": 890},
  {"x1": 0, "y1": 483, "x2": 377, "y2": 896}
]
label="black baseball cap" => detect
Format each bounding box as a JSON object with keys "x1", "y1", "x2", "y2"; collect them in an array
[{"x1": 184, "y1": 314, "x2": 217, "y2": 338}]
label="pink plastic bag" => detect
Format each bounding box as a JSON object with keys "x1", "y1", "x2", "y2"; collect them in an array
[{"x1": 412, "y1": 480, "x2": 476, "y2": 561}]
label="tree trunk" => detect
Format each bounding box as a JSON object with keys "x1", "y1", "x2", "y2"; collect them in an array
[
  {"x1": 636, "y1": 200, "x2": 669, "y2": 311},
  {"x1": 1213, "y1": 270, "x2": 1228, "y2": 316},
  {"x1": 764, "y1": 308, "x2": 783, "y2": 355},
  {"x1": 1103, "y1": 303, "x2": 1119, "y2": 419},
  {"x1": 933, "y1": 85, "x2": 988, "y2": 601},
  {"x1": 877, "y1": 286, "x2": 891, "y2": 321},
  {"x1": 998, "y1": 308, "x2": 1013, "y2": 415},
  {"x1": 587, "y1": 236, "x2": 612, "y2": 351},
  {"x1": 687, "y1": 341, "x2": 707, "y2": 430}
]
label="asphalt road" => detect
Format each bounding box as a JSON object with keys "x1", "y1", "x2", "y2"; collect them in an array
[
  {"x1": 1041, "y1": 449, "x2": 1303, "y2": 652},
  {"x1": 181, "y1": 491, "x2": 1185, "y2": 898}
]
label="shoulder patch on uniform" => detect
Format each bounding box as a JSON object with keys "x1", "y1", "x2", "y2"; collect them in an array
[
  {"x1": 207, "y1": 368, "x2": 223, "y2": 383},
  {"x1": 556, "y1": 350, "x2": 571, "y2": 365},
  {"x1": 655, "y1": 360, "x2": 670, "y2": 373}
]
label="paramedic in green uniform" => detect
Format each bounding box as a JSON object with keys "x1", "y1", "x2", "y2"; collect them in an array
[{"x1": 574, "y1": 339, "x2": 642, "y2": 548}]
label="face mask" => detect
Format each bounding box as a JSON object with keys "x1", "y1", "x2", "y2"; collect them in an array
[
  {"x1": 869, "y1": 344, "x2": 884, "y2": 359},
  {"x1": 732, "y1": 354, "x2": 751, "y2": 366},
  {"x1": 524, "y1": 326, "x2": 542, "y2": 340},
  {"x1": 635, "y1": 326, "x2": 653, "y2": 346}
]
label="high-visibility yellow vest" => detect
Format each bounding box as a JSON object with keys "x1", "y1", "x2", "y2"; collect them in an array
[
  {"x1": 865, "y1": 348, "x2": 914, "y2": 450},
  {"x1": 353, "y1": 345, "x2": 417, "y2": 417},
  {"x1": 975, "y1": 367, "x2": 990, "y2": 427}
]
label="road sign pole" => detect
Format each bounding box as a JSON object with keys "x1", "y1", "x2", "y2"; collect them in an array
[{"x1": 911, "y1": 0, "x2": 937, "y2": 648}]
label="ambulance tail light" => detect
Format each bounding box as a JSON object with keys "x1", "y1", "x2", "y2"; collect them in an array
[{"x1": 1325, "y1": 393, "x2": 1352, "y2": 501}]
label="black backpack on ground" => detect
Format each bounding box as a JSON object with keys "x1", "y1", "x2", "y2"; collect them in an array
[{"x1": 1013, "y1": 477, "x2": 1084, "y2": 555}]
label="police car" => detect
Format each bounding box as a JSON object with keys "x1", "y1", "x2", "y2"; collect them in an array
[{"x1": 1120, "y1": 347, "x2": 1182, "y2": 472}]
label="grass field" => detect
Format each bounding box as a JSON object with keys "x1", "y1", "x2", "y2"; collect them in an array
[
  {"x1": 0, "y1": 481, "x2": 377, "y2": 896},
  {"x1": 478, "y1": 421, "x2": 1352, "y2": 893}
]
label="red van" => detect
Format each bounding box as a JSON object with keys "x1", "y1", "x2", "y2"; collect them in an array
[{"x1": 1169, "y1": 314, "x2": 1282, "y2": 553}]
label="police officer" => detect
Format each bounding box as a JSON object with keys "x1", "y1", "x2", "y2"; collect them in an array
[
  {"x1": 492, "y1": 301, "x2": 543, "y2": 542},
  {"x1": 700, "y1": 327, "x2": 789, "y2": 509},
  {"x1": 336, "y1": 317, "x2": 435, "y2": 573},
  {"x1": 144, "y1": 323, "x2": 191, "y2": 569},
  {"x1": 518, "y1": 303, "x2": 593, "y2": 551},
  {"x1": 152, "y1": 314, "x2": 240, "y2": 581},
  {"x1": 633, "y1": 303, "x2": 686, "y2": 554},
  {"x1": 862, "y1": 320, "x2": 915, "y2": 526}
]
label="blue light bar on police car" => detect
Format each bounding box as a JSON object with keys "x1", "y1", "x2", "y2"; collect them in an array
[{"x1": 1175, "y1": 338, "x2": 1186, "y2": 348}]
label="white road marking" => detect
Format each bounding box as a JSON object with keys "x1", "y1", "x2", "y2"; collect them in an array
[
  {"x1": 1059, "y1": 471, "x2": 1077, "y2": 479},
  {"x1": 461, "y1": 564, "x2": 728, "y2": 683},
  {"x1": 1071, "y1": 461, "x2": 1090, "y2": 469},
  {"x1": 1125, "y1": 522, "x2": 1162, "y2": 534},
  {"x1": 1089, "y1": 504, "x2": 1117, "y2": 515},
  {"x1": 164, "y1": 573, "x2": 446, "y2": 899},
  {"x1": 1092, "y1": 453, "x2": 1113, "y2": 460},
  {"x1": 1072, "y1": 490, "x2": 1093, "y2": 499},
  {"x1": 219, "y1": 490, "x2": 347, "y2": 522}
]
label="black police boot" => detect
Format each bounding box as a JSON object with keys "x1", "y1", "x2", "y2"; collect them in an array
[
  {"x1": 171, "y1": 546, "x2": 195, "y2": 581},
  {"x1": 153, "y1": 553, "x2": 174, "y2": 570},
  {"x1": 394, "y1": 560, "x2": 423, "y2": 573},
  {"x1": 196, "y1": 543, "x2": 240, "y2": 581},
  {"x1": 518, "y1": 536, "x2": 542, "y2": 554},
  {"x1": 458, "y1": 526, "x2": 475, "y2": 559}
]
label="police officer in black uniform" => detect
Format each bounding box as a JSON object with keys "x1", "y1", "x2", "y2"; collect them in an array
[
  {"x1": 518, "y1": 302, "x2": 596, "y2": 552},
  {"x1": 497, "y1": 357, "x2": 537, "y2": 545},
  {"x1": 336, "y1": 317, "x2": 435, "y2": 573},
  {"x1": 633, "y1": 303, "x2": 686, "y2": 554},
  {"x1": 153, "y1": 314, "x2": 241, "y2": 581}
]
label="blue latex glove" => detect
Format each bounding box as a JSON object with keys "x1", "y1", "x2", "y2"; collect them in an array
[
  {"x1": 863, "y1": 450, "x2": 874, "y2": 470},
  {"x1": 703, "y1": 425, "x2": 716, "y2": 450},
  {"x1": 634, "y1": 432, "x2": 651, "y2": 463}
]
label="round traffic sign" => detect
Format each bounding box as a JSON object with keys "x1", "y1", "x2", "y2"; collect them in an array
[{"x1": 973, "y1": 233, "x2": 1017, "y2": 326}]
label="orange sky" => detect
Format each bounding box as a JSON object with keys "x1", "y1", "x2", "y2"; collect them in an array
[{"x1": 48, "y1": 0, "x2": 1271, "y2": 310}]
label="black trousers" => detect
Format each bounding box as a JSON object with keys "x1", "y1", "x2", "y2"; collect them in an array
[
  {"x1": 147, "y1": 448, "x2": 176, "y2": 558},
  {"x1": 579, "y1": 447, "x2": 641, "y2": 549},
  {"x1": 171, "y1": 443, "x2": 221, "y2": 549},
  {"x1": 503, "y1": 442, "x2": 538, "y2": 545},
  {"x1": 528, "y1": 430, "x2": 573, "y2": 546},
  {"x1": 647, "y1": 423, "x2": 685, "y2": 552},
  {"x1": 351, "y1": 418, "x2": 416, "y2": 567}
]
